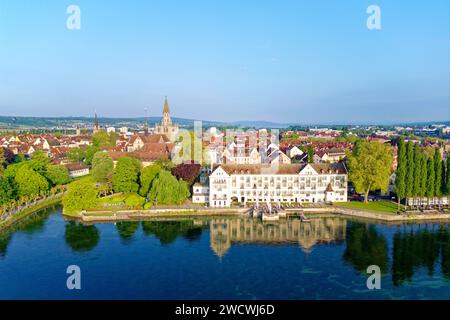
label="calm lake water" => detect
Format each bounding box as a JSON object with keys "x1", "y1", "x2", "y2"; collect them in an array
[{"x1": 1, "y1": 205, "x2": 450, "y2": 300}]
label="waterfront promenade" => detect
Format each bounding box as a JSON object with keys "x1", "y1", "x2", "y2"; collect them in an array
[
  {"x1": 0, "y1": 193, "x2": 64, "y2": 231},
  {"x1": 63, "y1": 203, "x2": 450, "y2": 224}
]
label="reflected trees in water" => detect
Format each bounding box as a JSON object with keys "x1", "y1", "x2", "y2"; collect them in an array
[
  {"x1": 116, "y1": 221, "x2": 139, "y2": 242},
  {"x1": 142, "y1": 220, "x2": 204, "y2": 245},
  {"x1": 0, "y1": 232, "x2": 11, "y2": 257},
  {"x1": 392, "y1": 225, "x2": 450, "y2": 285},
  {"x1": 0, "y1": 205, "x2": 54, "y2": 257},
  {"x1": 343, "y1": 221, "x2": 389, "y2": 274},
  {"x1": 64, "y1": 221, "x2": 100, "y2": 252}
]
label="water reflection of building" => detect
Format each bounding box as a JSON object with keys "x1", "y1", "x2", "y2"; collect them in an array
[{"x1": 209, "y1": 218, "x2": 346, "y2": 257}]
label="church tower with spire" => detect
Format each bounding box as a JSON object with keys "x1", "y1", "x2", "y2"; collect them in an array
[
  {"x1": 154, "y1": 97, "x2": 179, "y2": 142},
  {"x1": 162, "y1": 96, "x2": 172, "y2": 127},
  {"x1": 143, "y1": 107, "x2": 149, "y2": 135},
  {"x1": 93, "y1": 110, "x2": 100, "y2": 134}
]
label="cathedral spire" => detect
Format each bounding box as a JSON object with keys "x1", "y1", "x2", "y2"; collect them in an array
[
  {"x1": 94, "y1": 109, "x2": 99, "y2": 133},
  {"x1": 154, "y1": 96, "x2": 178, "y2": 142},
  {"x1": 162, "y1": 96, "x2": 172, "y2": 126},
  {"x1": 163, "y1": 96, "x2": 170, "y2": 114},
  {"x1": 144, "y1": 107, "x2": 149, "y2": 135}
]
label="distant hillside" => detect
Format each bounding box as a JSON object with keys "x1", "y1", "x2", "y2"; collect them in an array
[
  {"x1": 0, "y1": 115, "x2": 293, "y2": 130},
  {"x1": 0, "y1": 116, "x2": 211, "y2": 130},
  {"x1": 228, "y1": 120, "x2": 292, "y2": 129},
  {"x1": 0, "y1": 115, "x2": 448, "y2": 131}
]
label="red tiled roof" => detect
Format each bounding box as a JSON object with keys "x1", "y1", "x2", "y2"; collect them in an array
[{"x1": 217, "y1": 162, "x2": 347, "y2": 175}]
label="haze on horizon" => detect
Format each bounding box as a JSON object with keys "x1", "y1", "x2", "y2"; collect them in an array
[{"x1": 0, "y1": 0, "x2": 449, "y2": 124}]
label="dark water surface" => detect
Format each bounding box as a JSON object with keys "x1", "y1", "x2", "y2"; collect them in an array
[{"x1": 1, "y1": 206, "x2": 450, "y2": 299}]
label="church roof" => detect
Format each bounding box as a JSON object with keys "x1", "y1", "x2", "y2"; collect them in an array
[{"x1": 129, "y1": 134, "x2": 170, "y2": 144}]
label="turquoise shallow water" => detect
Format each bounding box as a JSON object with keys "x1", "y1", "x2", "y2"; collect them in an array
[{"x1": 1, "y1": 205, "x2": 450, "y2": 299}]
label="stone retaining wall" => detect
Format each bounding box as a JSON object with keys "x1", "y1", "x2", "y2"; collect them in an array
[{"x1": 63, "y1": 205, "x2": 450, "y2": 224}]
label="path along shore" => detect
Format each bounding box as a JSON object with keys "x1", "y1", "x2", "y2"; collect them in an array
[
  {"x1": 0, "y1": 195, "x2": 63, "y2": 231},
  {"x1": 63, "y1": 205, "x2": 450, "y2": 224}
]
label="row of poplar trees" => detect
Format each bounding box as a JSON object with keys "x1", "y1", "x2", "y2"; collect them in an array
[{"x1": 395, "y1": 138, "x2": 450, "y2": 210}]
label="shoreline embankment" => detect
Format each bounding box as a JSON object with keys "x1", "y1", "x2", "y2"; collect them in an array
[{"x1": 62, "y1": 205, "x2": 450, "y2": 224}]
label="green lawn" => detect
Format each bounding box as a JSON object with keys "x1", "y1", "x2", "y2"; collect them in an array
[
  {"x1": 98, "y1": 194, "x2": 128, "y2": 205},
  {"x1": 336, "y1": 200, "x2": 401, "y2": 213}
]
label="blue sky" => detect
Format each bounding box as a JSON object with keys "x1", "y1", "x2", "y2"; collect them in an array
[{"x1": 0, "y1": 0, "x2": 449, "y2": 124}]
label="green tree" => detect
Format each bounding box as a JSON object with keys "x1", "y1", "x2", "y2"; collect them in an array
[
  {"x1": 405, "y1": 141, "x2": 414, "y2": 197},
  {"x1": 395, "y1": 138, "x2": 407, "y2": 210},
  {"x1": 446, "y1": 158, "x2": 450, "y2": 195},
  {"x1": 45, "y1": 165, "x2": 71, "y2": 186},
  {"x1": 13, "y1": 153, "x2": 26, "y2": 164},
  {"x1": 178, "y1": 180, "x2": 191, "y2": 201},
  {"x1": 108, "y1": 131, "x2": 119, "y2": 146},
  {"x1": 14, "y1": 165, "x2": 49, "y2": 197},
  {"x1": 419, "y1": 155, "x2": 428, "y2": 202},
  {"x1": 0, "y1": 147, "x2": 5, "y2": 174},
  {"x1": 347, "y1": 141, "x2": 393, "y2": 203},
  {"x1": 124, "y1": 193, "x2": 145, "y2": 208},
  {"x1": 412, "y1": 144, "x2": 422, "y2": 199},
  {"x1": 139, "y1": 164, "x2": 161, "y2": 196},
  {"x1": 62, "y1": 178, "x2": 98, "y2": 213},
  {"x1": 91, "y1": 151, "x2": 114, "y2": 183},
  {"x1": 85, "y1": 145, "x2": 100, "y2": 165},
  {"x1": 67, "y1": 148, "x2": 86, "y2": 162},
  {"x1": 307, "y1": 145, "x2": 314, "y2": 163},
  {"x1": 434, "y1": 148, "x2": 442, "y2": 197},
  {"x1": 92, "y1": 131, "x2": 117, "y2": 148},
  {"x1": 426, "y1": 157, "x2": 435, "y2": 203},
  {"x1": 154, "y1": 158, "x2": 175, "y2": 171},
  {"x1": 442, "y1": 160, "x2": 448, "y2": 195},
  {"x1": 2, "y1": 162, "x2": 26, "y2": 179},
  {"x1": 0, "y1": 176, "x2": 17, "y2": 205},
  {"x1": 148, "y1": 170, "x2": 190, "y2": 205},
  {"x1": 29, "y1": 150, "x2": 50, "y2": 175},
  {"x1": 112, "y1": 156, "x2": 141, "y2": 193}
]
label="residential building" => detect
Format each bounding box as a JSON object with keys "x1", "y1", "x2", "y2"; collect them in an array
[
  {"x1": 208, "y1": 162, "x2": 348, "y2": 207},
  {"x1": 287, "y1": 146, "x2": 303, "y2": 158},
  {"x1": 65, "y1": 162, "x2": 90, "y2": 178},
  {"x1": 119, "y1": 127, "x2": 128, "y2": 134},
  {"x1": 222, "y1": 142, "x2": 261, "y2": 164},
  {"x1": 316, "y1": 148, "x2": 346, "y2": 163},
  {"x1": 127, "y1": 133, "x2": 170, "y2": 152},
  {"x1": 192, "y1": 183, "x2": 210, "y2": 204},
  {"x1": 109, "y1": 140, "x2": 172, "y2": 167}
]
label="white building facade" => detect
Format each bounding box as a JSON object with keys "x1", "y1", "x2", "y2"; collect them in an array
[
  {"x1": 208, "y1": 163, "x2": 348, "y2": 208},
  {"x1": 192, "y1": 183, "x2": 210, "y2": 204}
]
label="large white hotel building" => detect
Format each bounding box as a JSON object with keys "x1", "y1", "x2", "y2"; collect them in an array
[{"x1": 194, "y1": 162, "x2": 348, "y2": 208}]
